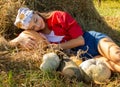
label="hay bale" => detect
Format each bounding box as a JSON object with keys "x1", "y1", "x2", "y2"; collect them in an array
[{"x1": 0, "y1": 0, "x2": 24, "y2": 39}]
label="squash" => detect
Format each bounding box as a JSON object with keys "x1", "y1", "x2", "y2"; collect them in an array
[
  {"x1": 9, "y1": 29, "x2": 49, "y2": 50},
  {"x1": 40, "y1": 52, "x2": 61, "y2": 72},
  {"x1": 79, "y1": 59, "x2": 111, "y2": 84},
  {"x1": 57, "y1": 58, "x2": 91, "y2": 82},
  {"x1": 21, "y1": 30, "x2": 49, "y2": 49}
]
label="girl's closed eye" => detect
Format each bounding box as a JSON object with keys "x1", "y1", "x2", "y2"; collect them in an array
[{"x1": 31, "y1": 25, "x2": 35, "y2": 30}]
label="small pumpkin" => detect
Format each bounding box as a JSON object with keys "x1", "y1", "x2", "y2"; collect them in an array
[
  {"x1": 22, "y1": 30, "x2": 49, "y2": 47},
  {"x1": 57, "y1": 58, "x2": 91, "y2": 82},
  {"x1": 79, "y1": 59, "x2": 111, "y2": 84},
  {"x1": 40, "y1": 52, "x2": 61, "y2": 72}
]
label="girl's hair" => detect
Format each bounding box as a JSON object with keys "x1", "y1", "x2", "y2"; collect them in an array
[{"x1": 33, "y1": 11, "x2": 55, "y2": 20}]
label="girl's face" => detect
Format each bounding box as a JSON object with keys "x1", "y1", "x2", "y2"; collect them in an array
[{"x1": 28, "y1": 13, "x2": 45, "y2": 31}]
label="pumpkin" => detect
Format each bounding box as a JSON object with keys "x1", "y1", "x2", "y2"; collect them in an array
[
  {"x1": 57, "y1": 58, "x2": 91, "y2": 82},
  {"x1": 40, "y1": 52, "x2": 61, "y2": 72},
  {"x1": 9, "y1": 29, "x2": 49, "y2": 49},
  {"x1": 21, "y1": 30, "x2": 49, "y2": 48},
  {"x1": 79, "y1": 59, "x2": 111, "y2": 84}
]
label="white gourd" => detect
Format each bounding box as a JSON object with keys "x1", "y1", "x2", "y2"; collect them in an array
[
  {"x1": 40, "y1": 52, "x2": 61, "y2": 72},
  {"x1": 79, "y1": 59, "x2": 111, "y2": 84}
]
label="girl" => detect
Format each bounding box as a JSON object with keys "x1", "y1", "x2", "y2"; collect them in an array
[{"x1": 10, "y1": 7, "x2": 120, "y2": 72}]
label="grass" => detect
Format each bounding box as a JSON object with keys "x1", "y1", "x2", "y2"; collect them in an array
[
  {"x1": 0, "y1": 0, "x2": 120, "y2": 87},
  {"x1": 94, "y1": 0, "x2": 120, "y2": 46},
  {"x1": 94, "y1": 0, "x2": 120, "y2": 31},
  {"x1": 94, "y1": 1, "x2": 120, "y2": 17}
]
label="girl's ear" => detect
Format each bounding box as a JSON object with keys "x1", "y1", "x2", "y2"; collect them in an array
[
  {"x1": 33, "y1": 11, "x2": 39, "y2": 14},
  {"x1": 33, "y1": 11, "x2": 35, "y2": 14}
]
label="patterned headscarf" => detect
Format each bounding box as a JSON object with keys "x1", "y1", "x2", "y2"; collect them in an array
[{"x1": 14, "y1": 7, "x2": 33, "y2": 29}]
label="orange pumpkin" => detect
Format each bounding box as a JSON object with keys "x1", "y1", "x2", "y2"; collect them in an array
[{"x1": 19, "y1": 30, "x2": 49, "y2": 50}]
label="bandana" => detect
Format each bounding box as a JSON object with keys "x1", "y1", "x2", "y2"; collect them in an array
[{"x1": 14, "y1": 7, "x2": 33, "y2": 29}]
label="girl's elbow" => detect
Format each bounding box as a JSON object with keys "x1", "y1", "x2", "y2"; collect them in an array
[
  {"x1": 80, "y1": 36, "x2": 85, "y2": 45},
  {"x1": 81, "y1": 39, "x2": 85, "y2": 45}
]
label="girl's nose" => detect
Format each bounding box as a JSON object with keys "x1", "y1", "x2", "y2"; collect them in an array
[
  {"x1": 34, "y1": 23, "x2": 41, "y2": 31},
  {"x1": 35, "y1": 23, "x2": 40, "y2": 28}
]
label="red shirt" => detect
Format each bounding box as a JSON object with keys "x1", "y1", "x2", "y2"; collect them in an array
[{"x1": 46, "y1": 11, "x2": 84, "y2": 43}]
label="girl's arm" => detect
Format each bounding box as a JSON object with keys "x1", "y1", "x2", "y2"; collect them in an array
[{"x1": 59, "y1": 35, "x2": 85, "y2": 49}]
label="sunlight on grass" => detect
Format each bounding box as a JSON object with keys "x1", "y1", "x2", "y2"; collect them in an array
[
  {"x1": 94, "y1": 0, "x2": 120, "y2": 34},
  {"x1": 94, "y1": 1, "x2": 120, "y2": 17}
]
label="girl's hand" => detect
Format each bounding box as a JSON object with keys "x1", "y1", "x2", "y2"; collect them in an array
[
  {"x1": 18, "y1": 35, "x2": 36, "y2": 50},
  {"x1": 9, "y1": 32, "x2": 36, "y2": 50}
]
